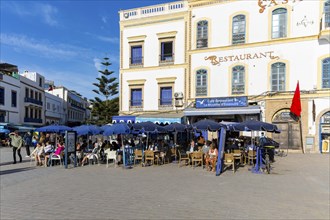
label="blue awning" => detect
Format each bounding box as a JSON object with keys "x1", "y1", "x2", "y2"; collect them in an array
[
  {"x1": 112, "y1": 116, "x2": 136, "y2": 123},
  {"x1": 135, "y1": 117, "x2": 181, "y2": 124}
]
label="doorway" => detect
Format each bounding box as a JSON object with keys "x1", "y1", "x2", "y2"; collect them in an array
[{"x1": 272, "y1": 109, "x2": 300, "y2": 150}]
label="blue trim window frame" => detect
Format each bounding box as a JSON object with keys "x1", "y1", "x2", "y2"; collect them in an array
[
  {"x1": 160, "y1": 86, "x2": 173, "y2": 106},
  {"x1": 271, "y1": 62, "x2": 286, "y2": 91},
  {"x1": 130, "y1": 45, "x2": 143, "y2": 65},
  {"x1": 196, "y1": 69, "x2": 207, "y2": 96},
  {"x1": 0, "y1": 87, "x2": 4, "y2": 105},
  {"x1": 197, "y1": 20, "x2": 208, "y2": 48},
  {"x1": 272, "y1": 8, "x2": 287, "y2": 39},
  {"x1": 11, "y1": 90, "x2": 17, "y2": 107},
  {"x1": 130, "y1": 88, "x2": 142, "y2": 107},
  {"x1": 322, "y1": 57, "x2": 330, "y2": 89},
  {"x1": 160, "y1": 41, "x2": 174, "y2": 62},
  {"x1": 232, "y1": 65, "x2": 245, "y2": 94},
  {"x1": 232, "y1": 15, "x2": 246, "y2": 44},
  {"x1": 325, "y1": 0, "x2": 330, "y2": 28}
]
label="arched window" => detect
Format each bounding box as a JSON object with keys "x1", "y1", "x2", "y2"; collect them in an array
[
  {"x1": 272, "y1": 8, "x2": 287, "y2": 39},
  {"x1": 232, "y1": 15, "x2": 246, "y2": 44},
  {"x1": 232, "y1": 65, "x2": 245, "y2": 94},
  {"x1": 325, "y1": 0, "x2": 330, "y2": 28},
  {"x1": 197, "y1": 20, "x2": 208, "y2": 48},
  {"x1": 322, "y1": 57, "x2": 330, "y2": 88},
  {"x1": 271, "y1": 62, "x2": 286, "y2": 91},
  {"x1": 196, "y1": 69, "x2": 207, "y2": 96}
]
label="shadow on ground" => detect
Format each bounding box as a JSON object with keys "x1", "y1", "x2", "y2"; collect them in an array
[
  {"x1": 0, "y1": 167, "x2": 35, "y2": 175},
  {"x1": 0, "y1": 159, "x2": 30, "y2": 166}
]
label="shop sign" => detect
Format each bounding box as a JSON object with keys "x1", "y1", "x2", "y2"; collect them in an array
[
  {"x1": 320, "y1": 112, "x2": 330, "y2": 124},
  {"x1": 204, "y1": 51, "x2": 279, "y2": 66},
  {"x1": 196, "y1": 96, "x2": 248, "y2": 108}
]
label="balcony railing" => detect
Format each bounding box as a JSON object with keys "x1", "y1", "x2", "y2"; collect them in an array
[
  {"x1": 196, "y1": 39, "x2": 208, "y2": 49},
  {"x1": 158, "y1": 98, "x2": 174, "y2": 110},
  {"x1": 70, "y1": 102, "x2": 85, "y2": 111},
  {"x1": 129, "y1": 57, "x2": 144, "y2": 67},
  {"x1": 120, "y1": 1, "x2": 187, "y2": 21},
  {"x1": 159, "y1": 53, "x2": 174, "y2": 65},
  {"x1": 24, "y1": 97, "x2": 43, "y2": 106},
  {"x1": 24, "y1": 118, "x2": 43, "y2": 123},
  {"x1": 129, "y1": 99, "x2": 143, "y2": 111}
]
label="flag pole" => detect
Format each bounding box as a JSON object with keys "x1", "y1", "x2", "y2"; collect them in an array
[{"x1": 299, "y1": 119, "x2": 304, "y2": 154}]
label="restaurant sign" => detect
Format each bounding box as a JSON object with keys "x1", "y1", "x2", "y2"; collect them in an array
[
  {"x1": 204, "y1": 51, "x2": 279, "y2": 66},
  {"x1": 196, "y1": 96, "x2": 248, "y2": 108}
]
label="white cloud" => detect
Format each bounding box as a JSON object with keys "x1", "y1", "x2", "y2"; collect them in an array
[
  {"x1": 97, "y1": 36, "x2": 119, "y2": 44},
  {"x1": 2, "y1": 2, "x2": 58, "y2": 27},
  {"x1": 39, "y1": 4, "x2": 58, "y2": 26},
  {"x1": 0, "y1": 33, "x2": 77, "y2": 58},
  {"x1": 101, "y1": 16, "x2": 108, "y2": 24}
]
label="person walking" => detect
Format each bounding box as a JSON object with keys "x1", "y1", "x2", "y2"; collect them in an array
[
  {"x1": 23, "y1": 132, "x2": 32, "y2": 157},
  {"x1": 9, "y1": 131, "x2": 23, "y2": 164}
]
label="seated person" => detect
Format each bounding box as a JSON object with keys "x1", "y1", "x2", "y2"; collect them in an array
[
  {"x1": 197, "y1": 135, "x2": 205, "y2": 147},
  {"x1": 202, "y1": 140, "x2": 211, "y2": 154},
  {"x1": 44, "y1": 141, "x2": 54, "y2": 156},
  {"x1": 69, "y1": 142, "x2": 83, "y2": 165},
  {"x1": 30, "y1": 142, "x2": 44, "y2": 166},
  {"x1": 45, "y1": 142, "x2": 65, "y2": 166},
  {"x1": 205, "y1": 143, "x2": 218, "y2": 172},
  {"x1": 80, "y1": 142, "x2": 99, "y2": 166},
  {"x1": 186, "y1": 139, "x2": 197, "y2": 155}
]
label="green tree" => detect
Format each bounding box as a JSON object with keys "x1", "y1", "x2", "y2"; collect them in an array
[{"x1": 90, "y1": 57, "x2": 119, "y2": 125}]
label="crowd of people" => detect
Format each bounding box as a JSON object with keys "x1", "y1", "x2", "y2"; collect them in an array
[{"x1": 4, "y1": 130, "x2": 273, "y2": 173}]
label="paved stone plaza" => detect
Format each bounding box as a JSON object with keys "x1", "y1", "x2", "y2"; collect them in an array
[{"x1": 0, "y1": 146, "x2": 329, "y2": 220}]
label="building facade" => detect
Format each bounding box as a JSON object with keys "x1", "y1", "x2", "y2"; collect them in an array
[
  {"x1": 119, "y1": 0, "x2": 330, "y2": 153},
  {"x1": 1, "y1": 63, "x2": 89, "y2": 128},
  {"x1": 0, "y1": 65, "x2": 20, "y2": 124},
  {"x1": 19, "y1": 71, "x2": 45, "y2": 127},
  {"x1": 47, "y1": 87, "x2": 88, "y2": 127}
]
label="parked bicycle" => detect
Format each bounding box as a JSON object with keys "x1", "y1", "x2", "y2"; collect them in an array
[{"x1": 260, "y1": 145, "x2": 275, "y2": 174}]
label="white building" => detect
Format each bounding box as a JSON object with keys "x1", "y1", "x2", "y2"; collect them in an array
[
  {"x1": 48, "y1": 86, "x2": 87, "y2": 126},
  {"x1": 19, "y1": 71, "x2": 45, "y2": 126},
  {"x1": 45, "y1": 92, "x2": 64, "y2": 125},
  {"x1": 119, "y1": 0, "x2": 330, "y2": 153},
  {"x1": 0, "y1": 70, "x2": 20, "y2": 124}
]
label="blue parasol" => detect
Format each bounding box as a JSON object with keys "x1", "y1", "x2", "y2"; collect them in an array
[{"x1": 35, "y1": 124, "x2": 73, "y2": 133}]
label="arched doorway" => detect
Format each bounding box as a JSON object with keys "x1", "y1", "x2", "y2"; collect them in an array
[
  {"x1": 272, "y1": 109, "x2": 300, "y2": 150},
  {"x1": 319, "y1": 112, "x2": 330, "y2": 153}
]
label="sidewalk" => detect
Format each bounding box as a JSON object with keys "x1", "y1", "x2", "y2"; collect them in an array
[{"x1": 1, "y1": 146, "x2": 329, "y2": 220}]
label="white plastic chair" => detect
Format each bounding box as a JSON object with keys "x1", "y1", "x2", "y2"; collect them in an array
[
  {"x1": 50, "y1": 153, "x2": 63, "y2": 167},
  {"x1": 88, "y1": 153, "x2": 99, "y2": 166},
  {"x1": 105, "y1": 149, "x2": 117, "y2": 168}
]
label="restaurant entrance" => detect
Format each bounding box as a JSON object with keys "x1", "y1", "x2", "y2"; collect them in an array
[{"x1": 272, "y1": 109, "x2": 300, "y2": 150}]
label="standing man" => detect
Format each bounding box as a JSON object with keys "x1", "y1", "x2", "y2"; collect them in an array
[
  {"x1": 23, "y1": 132, "x2": 32, "y2": 157},
  {"x1": 9, "y1": 131, "x2": 23, "y2": 164}
]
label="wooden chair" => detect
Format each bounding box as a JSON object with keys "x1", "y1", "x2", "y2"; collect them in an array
[
  {"x1": 144, "y1": 150, "x2": 154, "y2": 166},
  {"x1": 191, "y1": 151, "x2": 203, "y2": 169},
  {"x1": 233, "y1": 149, "x2": 243, "y2": 165},
  {"x1": 159, "y1": 151, "x2": 169, "y2": 165},
  {"x1": 246, "y1": 150, "x2": 257, "y2": 165},
  {"x1": 178, "y1": 150, "x2": 190, "y2": 167},
  {"x1": 134, "y1": 149, "x2": 143, "y2": 166},
  {"x1": 170, "y1": 148, "x2": 177, "y2": 161},
  {"x1": 223, "y1": 153, "x2": 235, "y2": 173}
]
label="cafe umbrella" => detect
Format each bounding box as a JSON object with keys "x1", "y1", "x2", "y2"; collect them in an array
[
  {"x1": 73, "y1": 125, "x2": 102, "y2": 136},
  {"x1": 231, "y1": 119, "x2": 281, "y2": 174},
  {"x1": 35, "y1": 124, "x2": 73, "y2": 133},
  {"x1": 0, "y1": 128, "x2": 10, "y2": 134}
]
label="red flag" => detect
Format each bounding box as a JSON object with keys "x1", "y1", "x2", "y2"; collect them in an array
[
  {"x1": 48, "y1": 85, "x2": 53, "y2": 91},
  {"x1": 290, "y1": 81, "x2": 301, "y2": 121}
]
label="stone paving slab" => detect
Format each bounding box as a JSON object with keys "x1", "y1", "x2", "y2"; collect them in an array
[{"x1": 0, "y1": 146, "x2": 329, "y2": 220}]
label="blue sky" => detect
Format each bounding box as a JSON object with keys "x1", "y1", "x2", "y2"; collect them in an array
[{"x1": 0, "y1": 0, "x2": 173, "y2": 100}]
